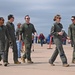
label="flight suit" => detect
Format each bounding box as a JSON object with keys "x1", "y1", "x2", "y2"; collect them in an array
[
  {"x1": 68, "y1": 23, "x2": 75, "y2": 62},
  {"x1": 20, "y1": 23, "x2": 36, "y2": 61},
  {"x1": 5, "y1": 21, "x2": 18, "y2": 63},
  {"x1": 49, "y1": 22, "x2": 68, "y2": 64},
  {"x1": 0, "y1": 25, "x2": 9, "y2": 62}
]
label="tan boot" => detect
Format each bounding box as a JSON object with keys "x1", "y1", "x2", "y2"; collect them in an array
[
  {"x1": 50, "y1": 63, "x2": 55, "y2": 66},
  {"x1": 14, "y1": 61, "x2": 21, "y2": 64},
  {"x1": 49, "y1": 62, "x2": 55, "y2": 66},
  {"x1": 72, "y1": 60, "x2": 75, "y2": 64},
  {"x1": 63, "y1": 64, "x2": 69, "y2": 67},
  {"x1": 0, "y1": 63, "x2": 2, "y2": 65},
  {"x1": 4, "y1": 62, "x2": 8, "y2": 66},
  {"x1": 27, "y1": 60, "x2": 33, "y2": 63},
  {"x1": 21, "y1": 57, "x2": 25, "y2": 63}
]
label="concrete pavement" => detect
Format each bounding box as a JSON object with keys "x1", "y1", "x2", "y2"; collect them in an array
[{"x1": 0, "y1": 44, "x2": 75, "y2": 75}]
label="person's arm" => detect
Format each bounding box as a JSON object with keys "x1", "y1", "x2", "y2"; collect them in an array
[
  {"x1": 51, "y1": 24, "x2": 64, "y2": 36},
  {"x1": 67, "y1": 25, "x2": 72, "y2": 43},
  {"x1": 6, "y1": 23, "x2": 10, "y2": 34},
  {"x1": 32, "y1": 24, "x2": 36, "y2": 33},
  {"x1": 32, "y1": 24, "x2": 38, "y2": 36},
  {"x1": 19, "y1": 25, "x2": 24, "y2": 42},
  {"x1": 16, "y1": 28, "x2": 18, "y2": 36},
  {"x1": 34, "y1": 32, "x2": 37, "y2": 36},
  {"x1": 19, "y1": 35, "x2": 22, "y2": 42},
  {"x1": 50, "y1": 25, "x2": 58, "y2": 36},
  {"x1": 5, "y1": 26, "x2": 10, "y2": 40},
  {"x1": 68, "y1": 25, "x2": 72, "y2": 40}
]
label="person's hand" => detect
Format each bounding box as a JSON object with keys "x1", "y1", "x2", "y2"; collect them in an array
[
  {"x1": 58, "y1": 32, "x2": 63, "y2": 36},
  {"x1": 34, "y1": 32, "x2": 37, "y2": 36},
  {"x1": 68, "y1": 39, "x2": 71, "y2": 43}
]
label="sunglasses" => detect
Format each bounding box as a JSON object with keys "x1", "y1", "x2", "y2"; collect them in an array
[
  {"x1": 58, "y1": 18, "x2": 61, "y2": 19},
  {"x1": 71, "y1": 19, "x2": 75, "y2": 21},
  {"x1": 59, "y1": 18, "x2": 61, "y2": 19},
  {"x1": 57, "y1": 17, "x2": 61, "y2": 19}
]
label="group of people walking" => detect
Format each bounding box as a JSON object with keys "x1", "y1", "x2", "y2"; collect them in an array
[
  {"x1": 0, "y1": 14, "x2": 75, "y2": 67},
  {"x1": 49, "y1": 14, "x2": 75, "y2": 67},
  {"x1": 0, "y1": 14, "x2": 37, "y2": 66}
]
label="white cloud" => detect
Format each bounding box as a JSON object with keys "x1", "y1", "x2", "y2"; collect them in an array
[{"x1": 0, "y1": 0, "x2": 75, "y2": 36}]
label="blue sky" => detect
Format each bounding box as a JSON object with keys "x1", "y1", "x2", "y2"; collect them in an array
[{"x1": 0, "y1": 0, "x2": 75, "y2": 37}]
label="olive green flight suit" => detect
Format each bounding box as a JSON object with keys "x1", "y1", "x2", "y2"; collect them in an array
[
  {"x1": 5, "y1": 21, "x2": 18, "y2": 63},
  {"x1": 68, "y1": 23, "x2": 75, "y2": 61},
  {"x1": 0, "y1": 25, "x2": 9, "y2": 62},
  {"x1": 20, "y1": 23, "x2": 36, "y2": 61},
  {"x1": 49, "y1": 22, "x2": 68, "y2": 64}
]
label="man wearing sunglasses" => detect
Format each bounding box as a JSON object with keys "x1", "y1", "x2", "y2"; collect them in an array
[
  {"x1": 19, "y1": 15, "x2": 37, "y2": 63},
  {"x1": 68, "y1": 16, "x2": 75, "y2": 64}
]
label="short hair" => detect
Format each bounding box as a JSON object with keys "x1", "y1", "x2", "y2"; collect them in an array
[
  {"x1": 0, "y1": 17, "x2": 4, "y2": 21},
  {"x1": 25, "y1": 15, "x2": 30, "y2": 19},
  {"x1": 8, "y1": 14, "x2": 14, "y2": 20},
  {"x1": 17, "y1": 23, "x2": 21, "y2": 26},
  {"x1": 53, "y1": 14, "x2": 61, "y2": 21},
  {"x1": 71, "y1": 16, "x2": 75, "y2": 20}
]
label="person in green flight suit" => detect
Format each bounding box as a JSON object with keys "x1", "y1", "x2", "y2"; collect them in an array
[
  {"x1": 49, "y1": 14, "x2": 69, "y2": 67},
  {"x1": 19, "y1": 15, "x2": 37, "y2": 63},
  {"x1": 68, "y1": 16, "x2": 75, "y2": 63},
  {"x1": 0, "y1": 17, "x2": 10, "y2": 66},
  {"x1": 5, "y1": 14, "x2": 21, "y2": 64}
]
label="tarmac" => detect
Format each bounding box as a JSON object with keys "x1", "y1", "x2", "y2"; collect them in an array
[{"x1": 0, "y1": 43, "x2": 75, "y2": 75}]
